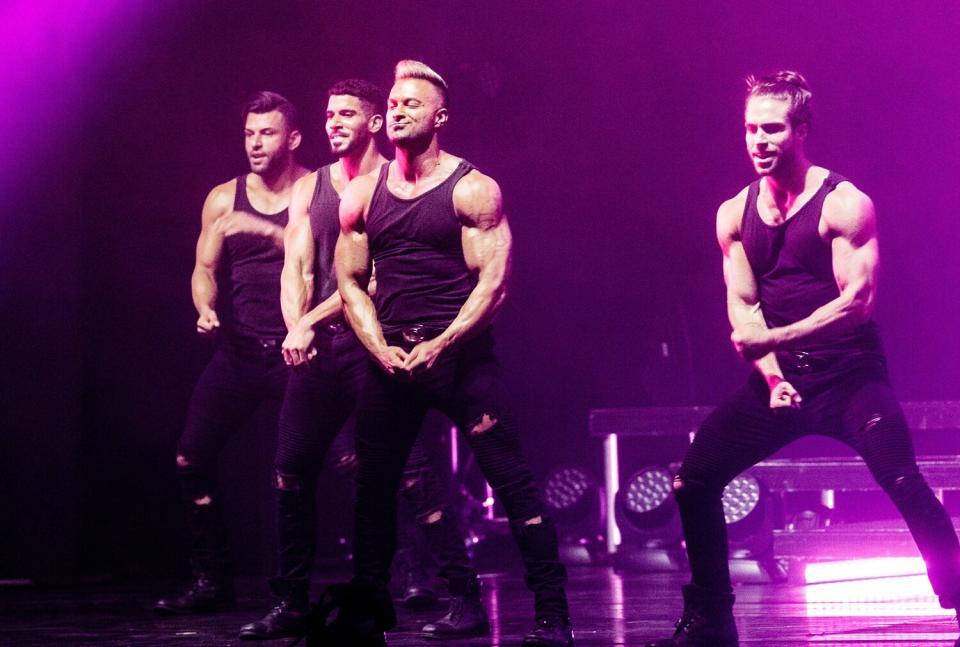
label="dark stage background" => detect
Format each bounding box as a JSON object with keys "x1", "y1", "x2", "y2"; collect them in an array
[{"x1": 2, "y1": 1, "x2": 958, "y2": 582}]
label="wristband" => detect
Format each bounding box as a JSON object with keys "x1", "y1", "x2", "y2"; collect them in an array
[{"x1": 766, "y1": 374, "x2": 784, "y2": 390}]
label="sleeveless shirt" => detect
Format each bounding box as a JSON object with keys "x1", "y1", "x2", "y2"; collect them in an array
[
  {"x1": 306, "y1": 164, "x2": 342, "y2": 305},
  {"x1": 223, "y1": 174, "x2": 288, "y2": 339},
  {"x1": 740, "y1": 171, "x2": 883, "y2": 358},
  {"x1": 365, "y1": 161, "x2": 478, "y2": 335}
]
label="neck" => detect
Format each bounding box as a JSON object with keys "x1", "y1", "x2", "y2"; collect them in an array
[
  {"x1": 763, "y1": 154, "x2": 811, "y2": 200},
  {"x1": 337, "y1": 140, "x2": 385, "y2": 181},
  {"x1": 394, "y1": 136, "x2": 441, "y2": 182}
]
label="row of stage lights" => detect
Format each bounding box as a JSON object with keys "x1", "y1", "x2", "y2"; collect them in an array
[{"x1": 542, "y1": 465, "x2": 777, "y2": 568}]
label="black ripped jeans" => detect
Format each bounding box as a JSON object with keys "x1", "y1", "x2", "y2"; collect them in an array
[
  {"x1": 271, "y1": 328, "x2": 475, "y2": 601},
  {"x1": 676, "y1": 353, "x2": 960, "y2": 607},
  {"x1": 352, "y1": 330, "x2": 569, "y2": 620},
  {"x1": 176, "y1": 335, "x2": 289, "y2": 578}
]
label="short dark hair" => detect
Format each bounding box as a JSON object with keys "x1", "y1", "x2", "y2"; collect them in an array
[
  {"x1": 326, "y1": 79, "x2": 384, "y2": 116},
  {"x1": 242, "y1": 90, "x2": 299, "y2": 131},
  {"x1": 394, "y1": 60, "x2": 449, "y2": 108},
  {"x1": 745, "y1": 70, "x2": 812, "y2": 129}
]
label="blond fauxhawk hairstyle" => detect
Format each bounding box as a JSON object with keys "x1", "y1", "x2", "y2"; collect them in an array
[
  {"x1": 394, "y1": 59, "x2": 450, "y2": 108},
  {"x1": 745, "y1": 70, "x2": 813, "y2": 129}
]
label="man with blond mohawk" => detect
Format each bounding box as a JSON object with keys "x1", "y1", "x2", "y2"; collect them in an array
[
  {"x1": 238, "y1": 78, "x2": 487, "y2": 641},
  {"x1": 647, "y1": 71, "x2": 960, "y2": 647},
  {"x1": 334, "y1": 60, "x2": 574, "y2": 646}
]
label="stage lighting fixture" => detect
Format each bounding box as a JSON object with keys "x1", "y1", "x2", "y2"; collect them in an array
[
  {"x1": 543, "y1": 465, "x2": 602, "y2": 564},
  {"x1": 722, "y1": 473, "x2": 781, "y2": 560},
  {"x1": 544, "y1": 466, "x2": 595, "y2": 520},
  {"x1": 722, "y1": 474, "x2": 761, "y2": 524},
  {"x1": 614, "y1": 466, "x2": 682, "y2": 546}
]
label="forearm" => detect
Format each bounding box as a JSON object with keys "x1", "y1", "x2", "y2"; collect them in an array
[
  {"x1": 767, "y1": 292, "x2": 871, "y2": 349},
  {"x1": 729, "y1": 301, "x2": 784, "y2": 384},
  {"x1": 434, "y1": 279, "x2": 506, "y2": 349},
  {"x1": 340, "y1": 282, "x2": 388, "y2": 354},
  {"x1": 191, "y1": 268, "x2": 217, "y2": 314},
  {"x1": 281, "y1": 265, "x2": 313, "y2": 331},
  {"x1": 298, "y1": 291, "x2": 344, "y2": 329}
]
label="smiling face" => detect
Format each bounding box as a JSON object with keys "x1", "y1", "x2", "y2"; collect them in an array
[
  {"x1": 386, "y1": 78, "x2": 447, "y2": 148},
  {"x1": 744, "y1": 95, "x2": 806, "y2": 177},
  {"x1": 326, "y1": 94, "x2": 381, "y2": 158},
  {"x1": 244, "y1": 110, "x2": 293, "y2": 176}
]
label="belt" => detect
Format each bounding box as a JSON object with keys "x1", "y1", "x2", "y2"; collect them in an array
[
  {"x1": 779, "y1": 351, "x2": 830, "y2": 374},
  {"x1": 231, "y1": 335, "x2": 283, "y2": 350},
  {"x1": 389, "y1": 324, "x2": 446, "y2": 345},
  {"x1": 320, "y1": 319, "x2": 349, "y2": 336}
]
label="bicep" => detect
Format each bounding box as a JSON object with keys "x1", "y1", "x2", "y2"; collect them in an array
[
  {"x1": 832, "y1": 232, "x2": 878, "y2": 293},
  {"x1": 462, "y1": 216, "x2": 512, "y2": 275},
  {"x1": 829, "y1": 191, "x2": 878, "y2": 293},
  {"x1": 723, "y1": 240, "x2": 758, "y2": 305},
  {"x1": 196, "y1": 194, "x2": 227, "y2": 271},
  {"x1": 284, "y1": 219, "x2": 314, "y2": 269},
  {"x1": 334, "y1": 230, "x2": 371, "y2": 282}
]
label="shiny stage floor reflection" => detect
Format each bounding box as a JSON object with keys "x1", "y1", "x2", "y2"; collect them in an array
[{"x1": 2, "y1": 567, "x2": 957, "y2": 645}]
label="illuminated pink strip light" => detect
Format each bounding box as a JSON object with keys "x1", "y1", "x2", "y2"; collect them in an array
[{"x1": 804, "y1": 556, "x2": 927, "y2": 584}]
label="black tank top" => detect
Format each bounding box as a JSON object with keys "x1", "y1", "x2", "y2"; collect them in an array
[
  {"x1": 307, "y1": 164, "x2": 341, "y2": 305},
  {"x1": 740, "y1": 171, "x2": 883, "y2": 358},
  {"x1": 223, "y1": 175, "x2": 288, "y2": 338},
  {"x1": 366, "y1": 160, "x2": 478, "y2": 335}
]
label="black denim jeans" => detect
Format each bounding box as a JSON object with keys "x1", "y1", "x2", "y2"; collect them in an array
[
  {"x1": 271, "y1": 329, "x2": 475, "y2": 599},
  {"x1": 676, "y1": 354, "x2": 960, "y2": 607},
  {"x1": 176, "y1": 335, "x2": 289, "y2": 576},
  {"x1": 352, "y1": 330, "x2": 569, "y2": 619}
]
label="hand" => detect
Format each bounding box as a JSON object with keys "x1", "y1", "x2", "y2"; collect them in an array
[
  {"x1": 373, "y1": 346, "x2": 409, "y2": 375},
  {"x1": 731, "y1": 325, "x2": 776, "y2": 361},
  {"x1": 403, "y1": 337, "x2": 447, "y2": 373},
  {"x1": 282, "y1": 320, "x2": 318, "y2": 366},
  {"x1": 769, "y1": 379, "x2": 802, "y2": 410},
  {"x1": 196, "y1": 308, "x2": 220, "y2": 335},
  {"x1": 213, "y1": 211, "x2": 281, "y2": 239}
]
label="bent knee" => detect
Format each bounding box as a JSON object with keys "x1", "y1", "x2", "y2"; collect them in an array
[{"x1": 274, "y1": 470, "x2": 301, "y2": 492}]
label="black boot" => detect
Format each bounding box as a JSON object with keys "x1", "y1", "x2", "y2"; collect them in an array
[
  {"x1": 421, "y1": 578, "x2": 490, "y2": 639},
  {"x1": 400, "y1": 565, "x2": 440, "y2": 610},
  {"x1": 157, "y1": 459, "x2": 234, "y2": 615},
  {"x1": 238, "y1": 597, "x2": 307, "y2": 640},
  {"x1": 522, "y1": 615, "x2": 574, "y2": 646},
  {"x1": 302, "y1": 581, "x2": 395, "y2": 647},
  {"x1": 646, "y1": 584, "x2": 738, "y2": 647},
  {"x1": 154, "y1": 574, "x2": 235, "y2": 614}
]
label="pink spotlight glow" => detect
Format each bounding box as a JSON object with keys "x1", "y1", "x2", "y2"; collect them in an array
[
  {"x1": 804, "y1": 574, "x2": 951, "y2": 618},
  {"x1": 804, "y1": 557, "x2": 927, "y2": 585}
]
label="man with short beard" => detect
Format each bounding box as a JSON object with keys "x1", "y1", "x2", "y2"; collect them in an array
[
  {"x1": 238, "y1": 79, "x2": 488, "y2": 641},
  {"x1": 154, "y1": 92, "x2": 309, "y2": 615},
  {"x1": 647, "y1": 71, "x2": 960, "y2": 647},
  {"x1": 336, "y1": 61, "x2": 574, "y2": 647}
]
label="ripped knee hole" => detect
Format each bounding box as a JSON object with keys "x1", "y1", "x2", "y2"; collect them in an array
[
  {"x1": 275, "y1": 472, "x2": 300, "y2": 491},
  {"x1": 469, "y1": 414, "x2": 498, "y2": 435}
]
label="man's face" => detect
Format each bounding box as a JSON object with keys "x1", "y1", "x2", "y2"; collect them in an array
[
  {"x1": 326, "y1": 94, "x2": 378, "y2": 157},
  {"x1": 386, "y1": 78, "x2": 446, "y2": 147},
  {"x1": 244, "y1": 110, "x2": 292, "y2": 175},
  {"x1": 744, "y1": 95, "x2": 805, "y2": 177}
]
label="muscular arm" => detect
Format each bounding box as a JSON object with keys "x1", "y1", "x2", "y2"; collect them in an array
[
  {"x1": 281, "y1": 175, "x2": 317, "y2": 330},
  {"x1": 191, "y1": 184, "x2": 232, "y2": 333},
  {"x1": 335, "y1": 176, "x2": 406, "y2": 372},
  {"x1": 718, "y1": 196, "x2": 785, "y2": 384},
  {"x1": 403, "y1": 171, "x2": 510, "y2": 372},
  {"x1": 766, "y1": 186, "x2": 878, "y2": 348}
]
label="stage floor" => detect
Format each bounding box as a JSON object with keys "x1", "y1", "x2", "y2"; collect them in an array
[{"x1": 2, "y1": 566, "x2": 958, "y2": 645}]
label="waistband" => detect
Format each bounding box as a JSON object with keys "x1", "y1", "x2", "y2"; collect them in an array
[
  {"x1": 384, "y1": 324, "x2": 447, "y2": 346},
  {"x1": 228, "y1": 334, "x2": 284, "y2": 350}
]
